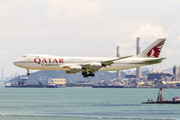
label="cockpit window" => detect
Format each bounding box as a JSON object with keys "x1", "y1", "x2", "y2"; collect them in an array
[{"x1": 22, "y1": 55, "x2": 26, "y2": 57}]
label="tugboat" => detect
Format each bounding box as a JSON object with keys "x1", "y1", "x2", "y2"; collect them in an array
[{"x1": 142, "y1": 87, "x2": 180, "y2": 104}]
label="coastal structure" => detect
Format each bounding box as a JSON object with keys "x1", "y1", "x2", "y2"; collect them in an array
[
  {"x1": 50, "y1": 78, "x2": 66, "y2": 85},
  {"x1": 5, "y1": 77, "x2": 66, "y2": 88}
]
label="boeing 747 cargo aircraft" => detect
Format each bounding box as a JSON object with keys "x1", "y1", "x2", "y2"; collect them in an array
[{"x1": 13, "y1": 38, "x2": 166, "y2": 77}]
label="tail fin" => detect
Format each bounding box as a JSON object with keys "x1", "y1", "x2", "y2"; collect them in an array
[{"x1": 137, "y1": 38, "x2": 166, "y2": 58}]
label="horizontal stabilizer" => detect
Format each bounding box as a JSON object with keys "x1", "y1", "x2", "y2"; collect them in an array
[{"x1": 142, "y1": 58, "x2": 166, "y2": 64}]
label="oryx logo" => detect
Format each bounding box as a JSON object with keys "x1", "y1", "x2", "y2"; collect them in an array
[{"x1": 146, "y1": 40, "x2": 165, "y2": 58}]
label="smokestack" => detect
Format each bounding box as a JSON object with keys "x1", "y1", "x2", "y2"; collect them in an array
[
  {"x1": 179, "y1": 65, "x2": 180, "y2": 81},
  {"x1": 117, "y1": 46, "x2": 120, "y2": 57},
  {"x1": 2, "y1": 68, "x2": 3, "y2": 81},
  {"x1": 136, "y1": 37, "x2": 142, "y2": 79},
  {"x1": 117, "y1": 46, "x2": 121, "y2": 80}
]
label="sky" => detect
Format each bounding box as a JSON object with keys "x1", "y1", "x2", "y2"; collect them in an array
[{"x1": 0, "y1": 0, "x2": 180, "y2": 78}]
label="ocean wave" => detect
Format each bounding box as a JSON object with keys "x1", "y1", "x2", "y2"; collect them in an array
[{"x1": 0, "y1": 114, "x2": 176, "y2": 120}]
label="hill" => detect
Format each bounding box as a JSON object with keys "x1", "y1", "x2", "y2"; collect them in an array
[
  {"x1": 9, "y1": 70, "x2": 119, "y2": 84},
  {"x1": 8, "y1": 68, "x2": 157, "y2": 84}
]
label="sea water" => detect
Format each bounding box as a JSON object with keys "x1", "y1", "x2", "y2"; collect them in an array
[{"x1": 0, "y1": 83, "x2": 180, "y2": 120}]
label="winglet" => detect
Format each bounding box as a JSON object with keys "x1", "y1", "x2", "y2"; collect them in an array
[{"x1": 137, "y1": 38, "x2": 166, "y2": 58}]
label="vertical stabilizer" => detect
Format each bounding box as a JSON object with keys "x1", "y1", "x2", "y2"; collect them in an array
[{"x1": 137, "y1": 38, "x2": 166, "y2": 58}]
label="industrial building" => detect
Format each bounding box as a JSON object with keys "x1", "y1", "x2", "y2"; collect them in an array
[
  {"x1": 125, "y1": 71, "x2": 136, "y2": 78},
  {"x1": 124, "y1": 65, "x2": 180, "y2": 88},
  {"x1": 51, "y1": 78, "x2": 66, "y2": 85},
  {"x1": 147, "y1": 71, "x2": 174, "y2": 81},
  {"x1": 173, "y1": 65, "x2": 180, "y2": 81}
]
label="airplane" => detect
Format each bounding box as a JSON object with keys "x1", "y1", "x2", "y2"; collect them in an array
[{"x1": 13, "y1": 38, "x2": 166, "y2": 78}]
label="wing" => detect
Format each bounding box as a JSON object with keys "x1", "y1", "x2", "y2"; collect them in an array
[
  {"x1": 60, "y1": 55, "x2": 133, "y2": 74},
  {"x1": 81, "y1": 55, "x2": 133, "y2": 69},
  {"x1": 101, "y1": 55, "x2": 133, "y2": 66}
]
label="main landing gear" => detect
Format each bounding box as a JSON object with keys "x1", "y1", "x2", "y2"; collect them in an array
[
  {"x1": 27, "y1": 69, "x2": 30, "y2": 76},
  {"x1": 82, "y1": 72, "x2": 95, "y2": 78}
]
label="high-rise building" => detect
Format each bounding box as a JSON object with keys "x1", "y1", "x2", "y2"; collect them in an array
[{"x1": 173, "y1": 65, "x2": 179, "y2": 81}]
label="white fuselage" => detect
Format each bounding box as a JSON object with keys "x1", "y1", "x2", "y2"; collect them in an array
[{"x1": 13, "y1": 54, "x2": 160, "y2": 71}]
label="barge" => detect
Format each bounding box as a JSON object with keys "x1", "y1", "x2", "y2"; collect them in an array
[{"x1": 142, "y1": 87, "x2": 180, "y2": 104}]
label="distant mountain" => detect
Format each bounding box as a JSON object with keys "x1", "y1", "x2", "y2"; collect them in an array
[
  {"x1": 9, "y1": 70, "x2": 120, "y2": 84},
  {"x1": 123, "y1": 67, "x2": 150, "y2": 72},
  {"x1": 124, "y1": 67, "x2": 173, "y2": 72},
  {"x1": 141, "y1": 67, "x2": 151, "y2": 71},
  {"x1": 163, "y1": 68, "x2": 173, "y2": 71}
]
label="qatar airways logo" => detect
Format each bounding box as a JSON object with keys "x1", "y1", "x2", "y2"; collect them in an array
[
  {"x1": 34, "y1": 58, "x2": 64, "y2": 64},
  {"x1": 146, "y1": 40, "x2": 165, "y2": 58}
]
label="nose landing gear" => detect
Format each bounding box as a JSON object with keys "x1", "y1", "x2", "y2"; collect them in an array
[{"x1": 27, "y1": 69, "x2": 30, "y2": 76}]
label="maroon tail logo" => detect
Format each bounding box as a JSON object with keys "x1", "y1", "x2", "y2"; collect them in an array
[{"x1": 146, "y1": 40, "x2": 165, "y2": 58}]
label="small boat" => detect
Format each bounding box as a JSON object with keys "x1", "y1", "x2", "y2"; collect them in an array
[{"x1": 142, "y1": 87, "x2": 180, "y2": 104}]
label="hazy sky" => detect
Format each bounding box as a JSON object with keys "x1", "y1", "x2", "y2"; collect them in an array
[{"x1": 0, "y1": 0, "x2": 180, "y2": 78}]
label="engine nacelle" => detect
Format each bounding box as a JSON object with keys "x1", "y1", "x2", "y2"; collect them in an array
[
  {"x1": 70, "y1": 66, "x2": 82, "y2": 73},
  {"x1": 90, "y1": 62, "x2": 102, "y2": 70}
]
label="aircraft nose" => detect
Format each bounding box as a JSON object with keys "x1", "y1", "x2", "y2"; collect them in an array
[
  {"x1": 13, "y1": 58, "x2": 23, "y2": 67},
  {"x1": 13, "y1": 60, "x2": 18, "y2": 66},
  {"x1": 13, "y1": 60, "x2": 19, "y2": 66}
]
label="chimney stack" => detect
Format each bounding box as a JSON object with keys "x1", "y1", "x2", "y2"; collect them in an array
[
  {"x1": 136, "y1": 37, "x2": 142, "y2": 79},
  {"x1": 117, "y1": 46, "x2": 121, "y2": 80},
  {"x1": 2, "y1": 68, "x2": 3, "y2": 81}
]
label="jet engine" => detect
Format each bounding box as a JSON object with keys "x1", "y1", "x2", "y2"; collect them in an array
[
  {"x1": 66, "y1": 66, "x2": 82, "y2": 74},
  {"x1": 90, "y1": 62, "x2": 102, "y2": 70},
  {"x1": 68, "y1": 66, "x2": 82, "y2": 73}
]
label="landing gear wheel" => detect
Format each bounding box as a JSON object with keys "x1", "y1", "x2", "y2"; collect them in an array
[
  {"x1": 82, "y1": 72, "x2": 88, "y2": 78},
  {"x1": 84, "y1": 75, "x2": 88, "y2": 78},
  {"x1": 89, "y1": 73, "x2": 95, "y2": 77},
  {"x1": 91, "y1": 74, "x2": 95, "y2": 77}
]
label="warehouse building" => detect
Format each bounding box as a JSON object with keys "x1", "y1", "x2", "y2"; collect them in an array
[{"x1": 50, "y1": 78, "x2": 66, "y2": 85}]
